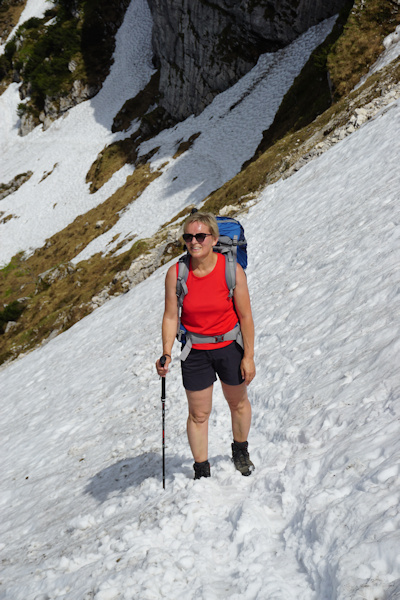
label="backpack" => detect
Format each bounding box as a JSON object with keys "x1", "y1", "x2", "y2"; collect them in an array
[{"x1": 176, "y1": 215, "x2": 247, "y2": 360}]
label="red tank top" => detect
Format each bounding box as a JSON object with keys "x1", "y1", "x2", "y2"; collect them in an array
[{"x1": 177, "y1": 253, "x2": 238, "y2": 350}]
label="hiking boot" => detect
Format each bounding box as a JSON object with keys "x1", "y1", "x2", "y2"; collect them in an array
[
  {"x1": 231, "y1": 441, "x2": 255, "y2": 476},
  {"x1": 193, "y1": 460, "x2": 211, "y2": 479}
]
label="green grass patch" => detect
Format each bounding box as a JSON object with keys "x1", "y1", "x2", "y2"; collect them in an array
[
  {"x1": 2, "y1": 9, "x2": 81, "y2": 109},
  {"x1": 1, "y1": 252, "x2": 27, "y2": 276},
  {"x1": 327, "y1": 0, "x2": 400, "y2": 99}
]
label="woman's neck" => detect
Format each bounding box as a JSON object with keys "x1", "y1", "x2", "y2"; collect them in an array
[{"x1": 191, "y1": 251, "x2": 218, "y2": 276}]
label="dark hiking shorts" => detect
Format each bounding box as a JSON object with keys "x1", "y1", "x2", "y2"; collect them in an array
[{"x1": 181, "y1": 342, "x2": 244, "y2": 391}]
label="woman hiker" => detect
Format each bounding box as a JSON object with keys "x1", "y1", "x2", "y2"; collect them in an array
[{"x1": 155, "y1": 212, "x2": 256, "y2": 479}]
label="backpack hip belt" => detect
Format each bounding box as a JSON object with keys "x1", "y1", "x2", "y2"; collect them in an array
[{"x1": 178, "y1": 322, "x2": 243, "y2": 361}]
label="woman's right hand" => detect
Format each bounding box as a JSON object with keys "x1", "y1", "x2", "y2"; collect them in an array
[{"x1": 156, "y1": 355, "x2": 171, "y2": 377}]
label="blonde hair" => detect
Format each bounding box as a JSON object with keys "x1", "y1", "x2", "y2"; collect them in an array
[{"x1": 182, "y1": 211, "x2": 219, "y2": 239}]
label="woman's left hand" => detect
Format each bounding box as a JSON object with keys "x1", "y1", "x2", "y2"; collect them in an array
[{"x1": 240, "y1": 356, "x2": 256, "y2": 385}]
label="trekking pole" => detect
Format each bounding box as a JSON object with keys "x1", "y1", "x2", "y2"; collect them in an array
[{"x1": 160, "y1": 355, "x2": 167, "y2": 490}]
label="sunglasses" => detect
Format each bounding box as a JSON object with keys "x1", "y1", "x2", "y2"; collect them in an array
[{"x1": 182, "y1": 233, "x2": 213, "y2": 243}]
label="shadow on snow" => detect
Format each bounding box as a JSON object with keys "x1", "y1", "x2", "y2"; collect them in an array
[{"x1": 84, "y1": 452, "x2": 192, "y2": 502}]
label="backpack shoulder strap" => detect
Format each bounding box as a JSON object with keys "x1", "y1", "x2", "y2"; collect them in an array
[
  {"x1": 176, "y1": 253, "x2": 190, "y2": 312},
  {"x1": 218, "y1": 235, "x2": 238, "y2": 299}
]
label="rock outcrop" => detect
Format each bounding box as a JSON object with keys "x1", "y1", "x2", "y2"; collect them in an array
[{"x1": 147, "y1": 0, "x2": 349, "y2": 121}]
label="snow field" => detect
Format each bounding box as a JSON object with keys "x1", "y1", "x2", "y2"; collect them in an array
[
  {"x1": 1, "y1": 0, "x2": 400, "y2": 598},
  {"x1": 0, "y1": 265, "x2": 312, "y2": 600},
  {"x1": 1, "y1": 97, "x2": 400, "y2": 598},
  {"x1": 244, "y1": 98, "x2": 400, "y2": 599}
]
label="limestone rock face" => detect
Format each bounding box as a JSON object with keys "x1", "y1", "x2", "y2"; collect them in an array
[{"x1": 147, "y1": 0, "x2": 348, "y2": 120}]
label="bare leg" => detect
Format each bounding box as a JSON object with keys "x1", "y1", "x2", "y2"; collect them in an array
[
  {"x1": 221, "y1": 382, "x2": 251, "y2": 442},
  {"x1": 185, "y1": 385, "x2": 213, "y2": 463}
]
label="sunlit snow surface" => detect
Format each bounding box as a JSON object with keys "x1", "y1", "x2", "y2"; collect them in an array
[{"x1": 1, "y1": 1, "x2": 400, "y2": 599}]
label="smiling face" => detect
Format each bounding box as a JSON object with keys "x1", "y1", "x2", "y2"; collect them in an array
[{"x1": 184, "y1": 221, "x2": 218, "y2": 260}]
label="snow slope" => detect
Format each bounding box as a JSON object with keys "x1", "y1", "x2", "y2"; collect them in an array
[
  {"x1": 0, "y1": 3, "x2": 336, "y2": 267},
  {"x1": 1, "y1": 1, "x2": 400, "y2": 599},
  {"x1": 0, "y1": 0, "x2": 155, "y2": 267}
]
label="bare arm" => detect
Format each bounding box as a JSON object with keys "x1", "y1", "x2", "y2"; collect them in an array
[
  {"x1": 233, "y1": 264, "x2": 256, "y2": 385},
  {"x1": 156, "y1": 264, "x2": 178, "y2": 376}
]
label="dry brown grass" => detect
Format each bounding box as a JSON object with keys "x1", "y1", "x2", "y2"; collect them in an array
[
  {"x1": 87, "y1": 105, "x2": 175, "y2": 194},
  {"x1": 48, "y1": 163, "x2": 161, "y2": 263},
  {"x1": 0, "y1": 236, "x2": 153, "y2": 363},
  {"x1": 173, "y1": 133, "x2": 201, "y2": 159},
  {"x1": 328, "y1": 0, "x2": 400, "y2": 99},
  {"x1": 86, "y1": 137, "x2": 139, "y2": 193},
  {"x1": 0, "y1": 0, "x2": 26, "y2": 42}
]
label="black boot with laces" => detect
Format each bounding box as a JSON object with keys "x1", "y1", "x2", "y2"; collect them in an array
[
  {"x1": 193, "y1": 460, "x2": 211, "y2": 479},
  {"x1": 231, "y1": 440, "x2": 255, "y2": 476}
]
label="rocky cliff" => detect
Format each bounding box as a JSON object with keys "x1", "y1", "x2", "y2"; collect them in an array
[{"x1": 147, "y1": 0, "x2": 349, "y2": 120}]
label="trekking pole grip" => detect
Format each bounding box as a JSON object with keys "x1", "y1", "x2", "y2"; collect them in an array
[{"x1": 160, "y1": 355, "x2": 167, "y2": 398}]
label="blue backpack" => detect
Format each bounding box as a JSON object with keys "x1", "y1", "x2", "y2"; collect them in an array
[{"x1": 176, "y1": 216, "x2": 247, "y2": 360}]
